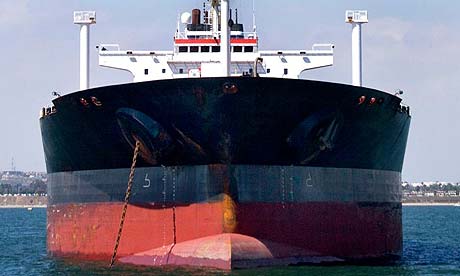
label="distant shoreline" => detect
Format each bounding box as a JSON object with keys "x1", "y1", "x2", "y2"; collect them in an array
[
  {"x1": 2, "y1": 194, "x2": 460, "y2": 208},
  {"x1": 0, "y1": 195, "x2": 48, "y2": 208},
  {"x1": 0, "y1": 205, "x2": 47, "y2": 209},
  {"x1": 403, "y1": 202, "x2": 460, "y2": 206}
]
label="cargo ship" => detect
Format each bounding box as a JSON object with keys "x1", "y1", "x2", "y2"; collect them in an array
[{"x1": 40, "y1": 1, "x2": 411, "y2": 270}]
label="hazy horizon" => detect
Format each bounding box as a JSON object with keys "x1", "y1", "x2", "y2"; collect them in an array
[{"x1": 1, "y1": 0, "x2": 459, "y2": 183}]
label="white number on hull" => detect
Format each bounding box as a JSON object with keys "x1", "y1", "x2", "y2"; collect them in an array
[
  {"x1": 143, "y1": 173, "x2": 151, "y2": 188},
  {"x1": 305, "y1": 173, "x2": 313, "y2": 187}
]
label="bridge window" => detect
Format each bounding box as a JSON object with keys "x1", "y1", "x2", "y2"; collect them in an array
[
  {"x1": 233, "y1": 46, "x2": 242, "y2": 53},
  {"x1": 267, "y1": 68, "x2": 271, "y2": 73},
  {"x1": 162, "y1": 69, "x2": 166, "y2": 73},
  {"x1": 179, "y1": 68, "x2": 184, "y2": 74},
  {"x1": 190, "y1": 46, "x2": 199, "y2": 53},
  {"x1": 144, "y1": 69, "x2": 148, "y2": 75},
  {"x1": 212, "y1": 46, "x2": 221, "y2": 52},
  {"x1": 284, "y1": 68, "x2": 288, "y2": 75},
  {"x1": 244, "y1": 46, "x2": 254, "y2": 53},
  {"x1": 179, "y1": 46, "x2": 188, "y2": 53},
  {"x1": 201, "y1": 46, "x2": 210, "y2": 52}
]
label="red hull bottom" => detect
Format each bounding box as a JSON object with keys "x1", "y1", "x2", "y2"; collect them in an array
[{"x1": 47, "y1": 201, "x2": 401, "y2": 269}]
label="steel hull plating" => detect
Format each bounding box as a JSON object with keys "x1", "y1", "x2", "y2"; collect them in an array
[
  {"x1": 47, "y1": 165, "x2": 402, "y2": 269},
  {"x1": 41, "y1": 78, "x2": 410, "y2": 269}
]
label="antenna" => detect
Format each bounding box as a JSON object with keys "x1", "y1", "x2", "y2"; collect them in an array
[
  {"x1": 252, "y1": 0, "x2": 256, "y2": 32},
  {"x1": 11, "y1": 157, "x2": 16, "y2": 172},
  {"x1": 176, "y1": 13, "x2": 180, "y2": 34}
]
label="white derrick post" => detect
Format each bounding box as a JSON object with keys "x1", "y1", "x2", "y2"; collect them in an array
[
  {"x1": 74, "y1": 11, "x2": 96, "y2": 90},
  {"x1": 346, "y1": 10, "x2": 368, "y2": 87},
  {"x1": 80, "y1": 24, "x2": 90, "y2": 89},
  {"x1": 351, "y1": 23, "x2": 362, "y2": 86},
  {"x1": 221, "y1": 0, "x2": 231, "y2": 77}
]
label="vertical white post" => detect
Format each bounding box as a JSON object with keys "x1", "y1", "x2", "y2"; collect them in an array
[
  {"x1": 345, "y1": 10, "x2": 367, "y2": 87},
  {"x1": 221, "y1": 0, "x2": 231, "y2": 76},
  {"x1": 74, "y1": 11, "x2": 96, "y2": 90},
  {"x1": 351, "y1": 23, "x2": 362, "y2": 87},
  {"x1": 211, "y1": 3, "x2": 219, "y2": 37},
  {"x1": 79, "y1": 24, "x2": 90, "y2": 90}
]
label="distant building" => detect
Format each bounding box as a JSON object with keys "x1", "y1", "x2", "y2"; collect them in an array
[{"x1": 0, "y1": 171, "x2": 47, "y2": 194}]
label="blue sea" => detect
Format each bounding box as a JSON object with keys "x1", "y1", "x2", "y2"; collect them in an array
[{"x1": 1, "y1": 206, "x2": 459, "y2": 275}]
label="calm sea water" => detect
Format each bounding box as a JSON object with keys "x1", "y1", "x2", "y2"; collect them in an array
[{"x1": 1, "y1": 206, "x2": 459, "y2": 275}]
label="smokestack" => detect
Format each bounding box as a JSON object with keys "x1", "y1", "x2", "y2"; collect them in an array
[{"x1": 192, "y1": 9, "x2": 201, "y2": 25}]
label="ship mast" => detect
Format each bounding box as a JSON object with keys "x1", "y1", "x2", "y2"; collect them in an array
[{"x1": 220, "y1": 0, "x2": 231, "y2": 76}]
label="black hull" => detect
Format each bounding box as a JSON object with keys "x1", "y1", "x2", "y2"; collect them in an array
[
  {"x1": 40, "y1": 77, "x2": 410, "y2": 174},
  {"x1": 41, "y1": 77, "x2": 410, "y2": 268}
]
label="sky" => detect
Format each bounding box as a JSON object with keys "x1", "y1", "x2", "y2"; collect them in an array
[{"x1": 0, "y1": 0, "x2": 459, "y2": 182}]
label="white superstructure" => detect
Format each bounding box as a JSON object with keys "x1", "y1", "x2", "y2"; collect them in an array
[{"x1": 97, "y1": 1, "x2": 334, "y2": 83}]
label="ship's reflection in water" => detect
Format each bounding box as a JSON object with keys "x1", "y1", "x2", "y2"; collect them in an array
[{"x1": 51, "y1": 259, "x2": 221, "y2": 276}]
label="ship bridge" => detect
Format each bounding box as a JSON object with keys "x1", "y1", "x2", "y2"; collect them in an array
[{"x1": 98, "y1": 1, "x2": 334, "y2": 82}]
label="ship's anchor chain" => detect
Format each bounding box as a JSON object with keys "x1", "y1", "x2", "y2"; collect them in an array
[{"x1": 109, "y1": 140, "x2": 141, "y2": 268}]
